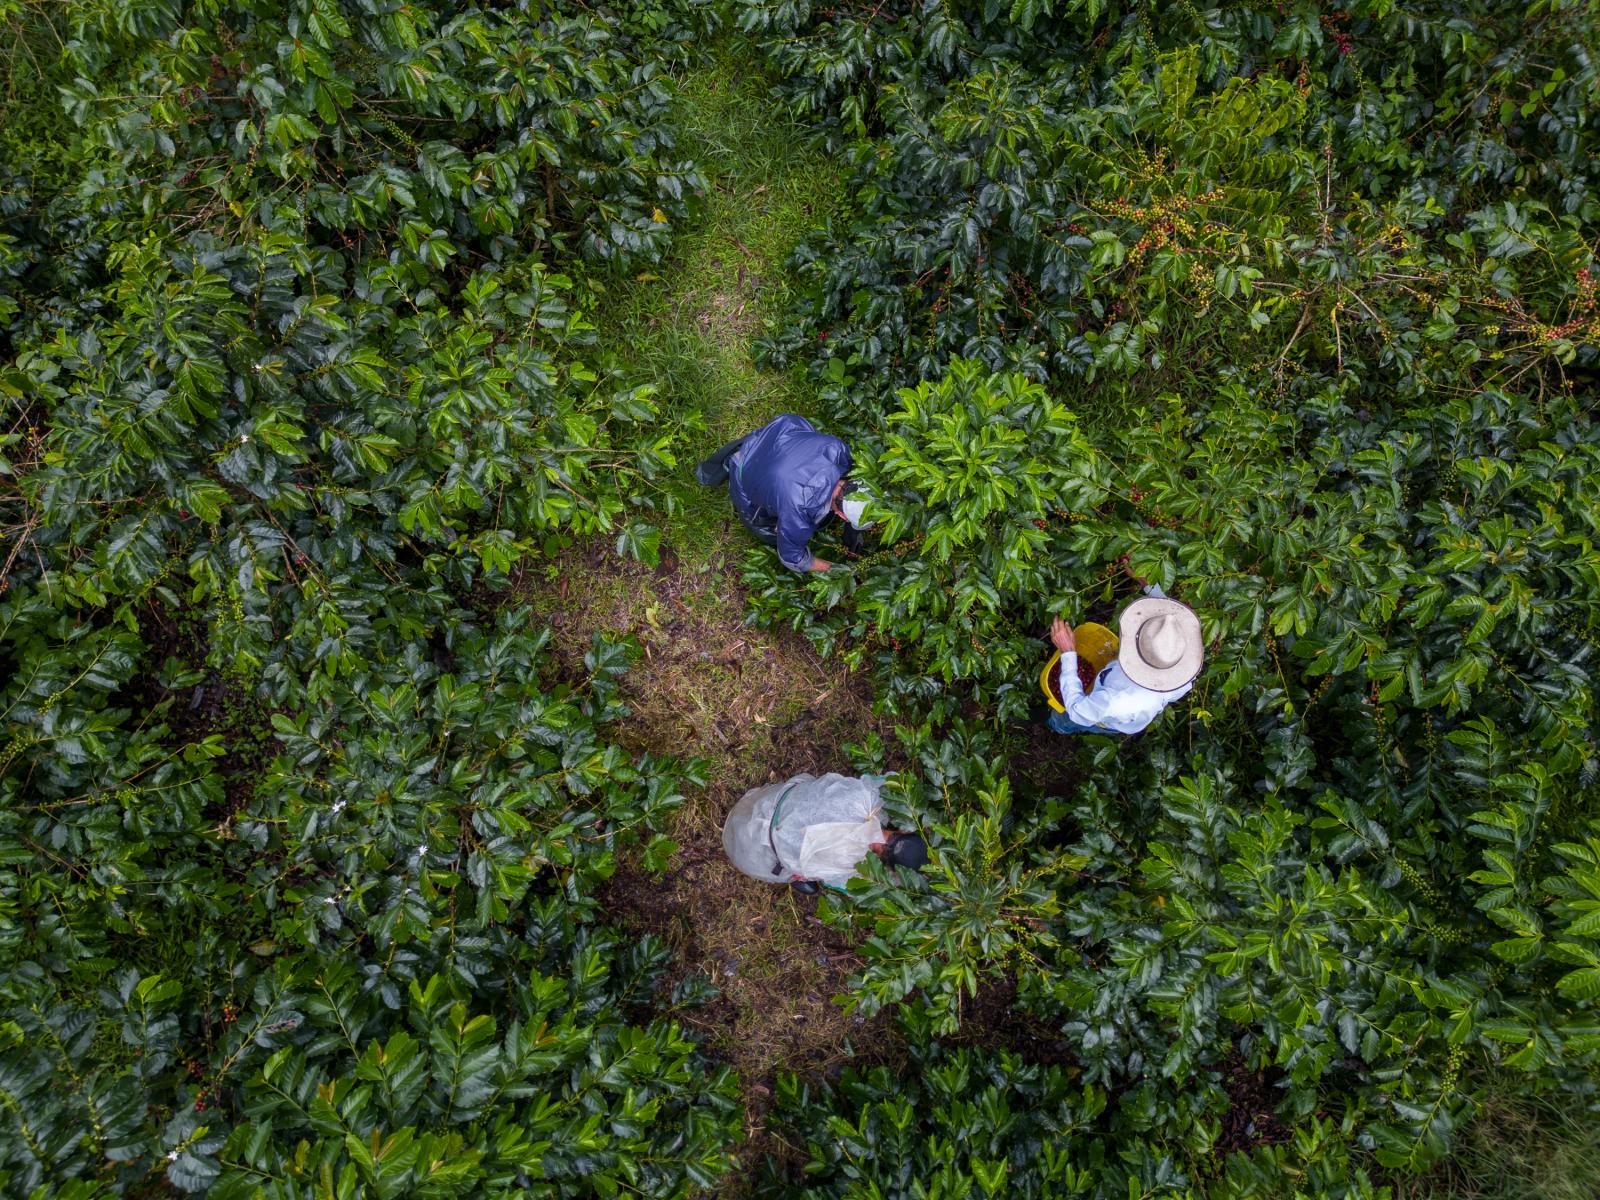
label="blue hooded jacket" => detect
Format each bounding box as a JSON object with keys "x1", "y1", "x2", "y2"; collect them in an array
[{"x1": 729, "y1": 415, "x2": 852, "y2": 572}]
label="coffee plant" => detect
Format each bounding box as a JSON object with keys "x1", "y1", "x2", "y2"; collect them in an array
[
  {"x1": 4, "y1": 0, "x2": 1600, "y2": 1196},
  {"x1": 733, "y1": 0, "x2": 1600, "y2": 1193},
  {"x1": 824, "y1": 720, "x2": 1075, "y2": 1035},
  {"x1": 0, "y1": 0, "x2": 745, "y2": 1194},
  {"x1": 763, "y1": 1038, "x2": 1393, "y2": 1199}
]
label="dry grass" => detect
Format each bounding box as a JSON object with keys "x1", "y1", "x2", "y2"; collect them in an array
[
  {"x1": 513, "y1": 538, "x2": 901, "y2": 1182},
  {"x1": 515, "y1": 539, "x2": 873, "y2": 774},
  {"x1": 1406, "y1": 1081, "x2": 1600, "y2": 1200},
  {"x1": 681, "y1": 270, "x2": 767, "y2": 345},
  {"x1": 602, "y1": 786, "x2": 891, "y2": 1112}
]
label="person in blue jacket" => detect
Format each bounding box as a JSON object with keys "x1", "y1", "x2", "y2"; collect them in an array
[{"x1": 695, "y1": 415, "x2": 873, "y2": 572}]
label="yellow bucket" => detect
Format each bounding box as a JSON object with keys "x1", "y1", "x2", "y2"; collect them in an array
[{"x1": 1040, "y1": 622, "x2": 1120, "y2": 713}]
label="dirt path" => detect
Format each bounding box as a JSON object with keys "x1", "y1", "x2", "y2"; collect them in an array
[
  {"x1": 514, "y1": 542, "x2": 894, "y2": 1129},
  {"x1": 515, "y1": 57, "x2": 898, "y2": 1185}
]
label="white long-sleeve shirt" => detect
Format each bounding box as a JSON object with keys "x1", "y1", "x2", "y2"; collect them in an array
[{"x1": 1057, "y1": 584, "x2": 1193, "y2": 735}]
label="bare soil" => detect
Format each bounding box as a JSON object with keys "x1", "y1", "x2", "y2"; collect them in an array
[
  {"x1": 946, "y1": 975, "x2": 1076, "y2": 1067},
  {"x1": 1007, "y1": 702, "x2": 1087, "y2": 802},
  {"x1": 1216, "y1": 1048, "x2": 1292, "y2": 1153}
]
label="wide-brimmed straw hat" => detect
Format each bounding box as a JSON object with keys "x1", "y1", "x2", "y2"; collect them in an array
[{"x1": 1117, "y1": 596, "x2": 1204, "y2": 691}]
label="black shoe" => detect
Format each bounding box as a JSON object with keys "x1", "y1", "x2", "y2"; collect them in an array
[
  {"x1": 790, "y1": 880, "x2": 820, "y2": 896},
  {"x1": 696, "y1": 458, "x2": 729, "y2": 486},
  {"x1": 695, "y1": 438, "x2": 745, "y2": 487}
]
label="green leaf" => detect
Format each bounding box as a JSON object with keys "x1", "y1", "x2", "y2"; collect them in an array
[
  {"x1": 1557, "y1": 967, "x2": 1600, "y2": 1002},
  {"x1": 182, "y1": 481, "x2": 230, "y2": 524}
]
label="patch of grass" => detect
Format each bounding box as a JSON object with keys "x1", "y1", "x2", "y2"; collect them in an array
[
  {"x1": 1406, "y1": 1080, "x2": 1600, "y2": 1200},
  {"x1": 625, "y1": 786, "x2": 888, "y2": 1073},
  {"x1": 602, "y1": 787, "x2": 900, "y2": 1191},
  {"x1": 591, "y1": 44, "x2": 843, "y2": 564},
  {"x1": 0, "y1": 4, "x2": 82, "y2": 197}
]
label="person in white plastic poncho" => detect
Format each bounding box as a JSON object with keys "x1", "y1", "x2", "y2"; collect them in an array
[{"x1": 722, "y1": 773, "x2": 928, "y2": 894}]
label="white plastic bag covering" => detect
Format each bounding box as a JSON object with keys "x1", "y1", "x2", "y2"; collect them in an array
[{"x1": 722, "y1": 773, "x2": 884, "y2": 887}]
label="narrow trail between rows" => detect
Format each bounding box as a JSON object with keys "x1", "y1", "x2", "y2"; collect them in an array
[{"x1": 513, "y1": 58, "x2": 898, "y2": 1184}]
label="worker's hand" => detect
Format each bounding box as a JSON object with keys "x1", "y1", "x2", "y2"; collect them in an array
[
  {"x1": 1050, "y1": 618, "x2": 1076, "y2": 653},
  {"x1": 808, "y1": 557, "x2": 834, "y2": 573},
  {"x1": 1118, "y1": 554, "x2": 1148, "y2": 587}
]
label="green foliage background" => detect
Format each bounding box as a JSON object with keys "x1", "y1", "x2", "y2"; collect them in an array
[
  {"x1": 733, "y1": 0, "x2": 1600, "y2": 1194},
  {"x1": 1, "y1": 1, "x2": 737, "y2": 1195},
  {"x1": 1, "y1": 0, "x2": 1598, "y2": 1197}
]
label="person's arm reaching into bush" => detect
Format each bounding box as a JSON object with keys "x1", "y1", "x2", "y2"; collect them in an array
[
  {"x1": 1051, "y1": 617, "x2": 1076, "y2": 658},
  {"x1": 1051, "y1": 617, "x2": 1112, "y2": 727},
  {"x1": 1120, "y1": 554, "x2": 1166, "y2": 598},
  {"x1": 778, "y1": 519, "x2": 832, "y2": 572}
]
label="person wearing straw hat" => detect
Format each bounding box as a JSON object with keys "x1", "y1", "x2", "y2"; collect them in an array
[
  {"x1": 1044, "y1": 578, "x2": 1204, "y2": 736},
  {"x1": 694, "y1": 414, "x2": 874, "y2": 573}
]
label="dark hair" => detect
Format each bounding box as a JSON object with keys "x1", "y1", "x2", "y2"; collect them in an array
[
  {"x1": 886, "y1": 832, "x2": 929, "y2": 870},
  {"x1": 839, "y1": 476, "x2": 866, "y2": 497}
]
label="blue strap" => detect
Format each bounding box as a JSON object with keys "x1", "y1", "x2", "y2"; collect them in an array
[{"x1": 766, "y1": 782, "x2": 800, "y2": 878}]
